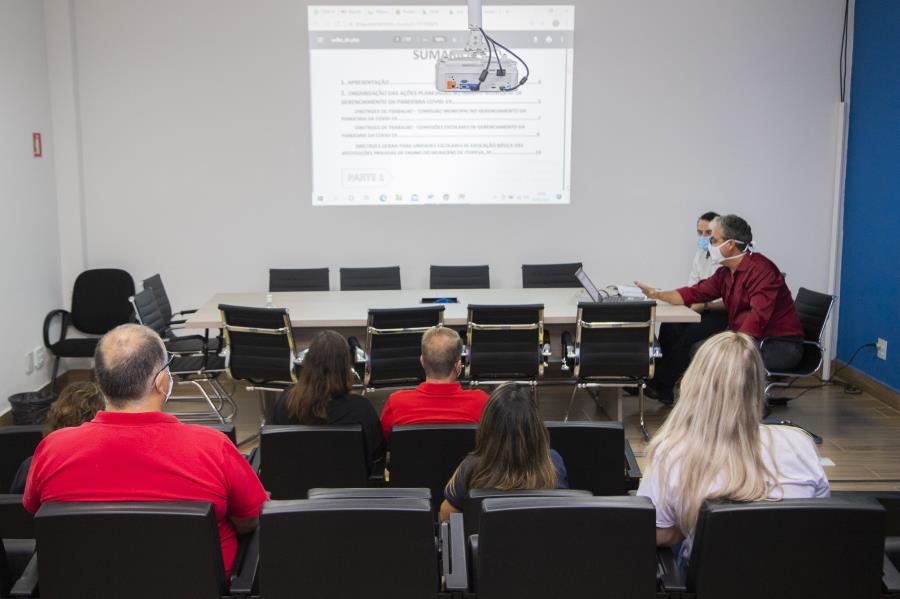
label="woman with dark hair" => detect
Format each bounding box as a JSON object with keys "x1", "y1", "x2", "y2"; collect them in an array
[
  {"x1": 439, "y1": 383, "x2": 568, "y2": 521},
  {"x1": 10, "y1": 381, "x2": 105, "y2": 493},
  {"x1": 273, "y1": 330, "x2": 385, "y2": 471}
]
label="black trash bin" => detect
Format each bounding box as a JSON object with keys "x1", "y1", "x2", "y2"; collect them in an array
[{"x1": 8, "y1": 391, "x2": 56, "y2": 425}]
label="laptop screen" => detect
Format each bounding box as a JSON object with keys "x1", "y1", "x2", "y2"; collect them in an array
[{"x1": 574, "y1": 267, "x2": 601, "y2": 302}]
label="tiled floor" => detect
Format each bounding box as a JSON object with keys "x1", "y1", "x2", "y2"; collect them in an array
[{"x1": 165, "y1": 372, "x2": 900, "y2": 491}]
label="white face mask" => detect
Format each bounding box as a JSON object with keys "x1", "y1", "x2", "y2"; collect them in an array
[
  {"x1": 163, "y1": 369, "x2": 174, "y2": 403},
  {"x1": 708, "y1": 239, "x2": 747, "y2": 264}
]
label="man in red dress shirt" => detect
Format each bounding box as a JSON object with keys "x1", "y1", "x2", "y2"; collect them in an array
[
  {"x1": 635, "y1": 214, "x2": 804, "y2": 404},
  {"x1": 24, "y1": 324, "x2": 268, "y2": 577},
  {"x1": 380, "y1": 326, "x2": 488, "y2": 442}
]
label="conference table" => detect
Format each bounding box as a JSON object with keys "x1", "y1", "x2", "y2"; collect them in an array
[{"x1": 186, "y1": 288, "x2": 699, "y2": 423}]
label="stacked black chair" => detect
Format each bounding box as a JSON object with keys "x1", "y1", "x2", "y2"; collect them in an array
[
  {"x1": 521, "y1": 262, "x2": 583, "y2": 288},
  {"x1": 339, "y1": 266, "x2": 401, "y2": 291},
  {"x1": 666, "y1": 498, "x2": 893, "y2": 598},
  {"x1": 259, "y1": 497, "x2": 464, "y2": 598},
  {"x1": 143, "y1": 274, "x2": 222, "y2": 353},
  {"x1": 268, "y1": 268, "x2": 330, "y2": 292},
  {"x1": 0, "y1": 427, "x2": 43, "y2": 495},
  {"x1": 43, "y1": 269, "x2": 135, "y2": 390},
  {"x1": 359, "y1": 306, "x2": 445, "y2": 391},
  {"x1": 764, "y1": 287, "x2": 836, "y2": 403},
  {"x1": 563, "y1": 301, "x2": 658, "y2": 439},
  {"x1": 469, "y1": 496, "x2": 658, "y2": 598},
  {"x1": 545, "y1": 421, "x2": 641, "y2": 494},
  {"x1": 389, "y1": 423, "x2": 477, "y2": 512},
  {"x1": 28, "y1": 501, "x2": 256, "y2": 599},
  {"x1": 0, "y1": 495, "x2": 35, "y2": 598},
  {"x1": 465, "y1": 304, "x2": 549, "y2": 389},
  {"x1": 259, "y1": 425, "x2": 368, "y2": 499},
  {"x1": 430, "y1": 265, "x2": 490, "y2": 289},
  {"x1": 142, "y1": 274, "x2": 195, "y2": 328},
  {"x1": 218, "y1": 304, "x2": 300, "y2": 427},
  {"x1": 462, "y1": 488, "x2": 593, "y2": 538}
]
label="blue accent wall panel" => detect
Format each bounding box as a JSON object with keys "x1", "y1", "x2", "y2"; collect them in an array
[{"x1": 838, "y1": 0, "x2": 900, "y2": 391}]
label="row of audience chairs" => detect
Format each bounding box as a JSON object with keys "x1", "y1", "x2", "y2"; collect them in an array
[
  {"x1": 2, "y1": 490, "x2": 899, "y2": 598},
  {"x1": 268, "y1": 262, "x2": 585, "y2": 292}
]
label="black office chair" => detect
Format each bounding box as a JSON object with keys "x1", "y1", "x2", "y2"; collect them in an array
[
  {"x1": 358, "y1": 306, "x2": 444, "y2": 392},
  {"x1": 30, "y1": 501, "x2": 256, "y2": 599},
  {"x1": 259, "y1": 497, "x2": 462, "y2": 599},
  {"x1": 465, "y1": 304, "x2": 550, "y2": 392},
  {"x1": 563, "y1": 301, "x2": 658, "y2": 439},
  {"x1": 832, "y1": 491, "x2": 900, "y2": 572},
  {"x1": 664, "y1": 498, "x2": 892, "y2": 599},
  {"x1": 268, "y1": 268, "x2": 330, "y2": 292},
  {"x1": 462, "y1": 488, "x2": 593, "y2": 538},
  {"x1": 307, "y1": 487, "x2": 432, "y2": 501},
  {"x1": 521, "y1": 262, "x2": 583, "y2": 288},
  {"x1": 470, "y1": 496, "x2": 658, "y2": 599},
  {"x1": 764, "y1": 287, "x2": 836, "y2": 404},
  {"x1": 545, "y1": 421, "x2": 641, "y2": 494},
  {"x1": 388, "y1": 424, "x2": 477, "y2": 512},
  {"x1": 0, "y1": 427, "x2": 43, "y2": 495},
  {"x1": 259, "y1": 425, "x2": 368, "y2": 499},
  {"x1": 339, "y1": 266, "x2": 401, "y2": 291},
  {"x1": 219, "y1": 304, "x2": 301, "y2": 428},
  {"x1": 0, "y1": 495, "x2": 35, "y2": 598},
  {"x1": 143, "y1": 274, "x2": 196, "y2": 328},
  {"x1": 430, "y1": 265, "x2": 490, "y2": 289},
  {"x1": 43, "y1": 269, "x2": 135, "y2": 391},
  {"x1": 143, "y1": 274, "x2": 222, "y2": 353}
]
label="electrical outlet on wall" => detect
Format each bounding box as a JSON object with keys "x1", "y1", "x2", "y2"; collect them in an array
[
  {"x1": 25, "y1": 351, "x2": 34, "y2": 375},
  {"x1": 34, "y1": 346, "x2": 46, "y2": 369},
  {"x1": 876, "y1": 338, "x2": 888, "y2": 361}
]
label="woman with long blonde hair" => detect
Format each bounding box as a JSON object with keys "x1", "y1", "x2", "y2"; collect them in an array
[{"x1": 638, "y1": 331, "x2": 829, "y2": 566}]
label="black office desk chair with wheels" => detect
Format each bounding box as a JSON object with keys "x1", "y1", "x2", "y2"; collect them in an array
[
  {"x1": 764, "y1": 287, "x2": 836, "y2": 404},
  {"x1": 268, "y1": 267, "x2": 329, "y2": 292},
  {"x1": 562, "y1": 301, "x2": 658, "y2": 439},
  {"x1": 43, "y1": 269, "x2": 135, "y2": 392},
  {"x1": 430, "y1": 264, "x2": 490, "y2": 289}
]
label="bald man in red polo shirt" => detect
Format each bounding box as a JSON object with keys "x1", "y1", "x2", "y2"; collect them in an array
[
  {"x1": 380, "y1": 326, "x2": 488, "y2": 442},
  {"x1": 635, "y1": 214, "x2": 804, "y2": 404},
  {"x1": 24, "y1": 324, "x2": 268, "y2": 577}
]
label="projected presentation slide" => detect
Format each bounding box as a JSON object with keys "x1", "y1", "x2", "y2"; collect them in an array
[{"x1": 308, "y1": 5, "x2": 574, "y2": 206}]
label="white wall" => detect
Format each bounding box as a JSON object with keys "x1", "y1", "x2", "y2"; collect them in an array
[
  {"x1": 54, "y1": 0, "x2": 847, "y2": 309},
  {"x1": 0, "y1": 1, "x2": 63, "y2": 411}
]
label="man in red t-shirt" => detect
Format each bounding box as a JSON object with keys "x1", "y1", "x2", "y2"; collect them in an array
[
  {"x1": 24, "y1": 324, "x2": 268, "y2": 577},
  {"x1": 635, "y1": 214, "x2": 804, "y2": 404},
  {"x1": 380, "y1": 326, "x2": 488, "y2": 442}
]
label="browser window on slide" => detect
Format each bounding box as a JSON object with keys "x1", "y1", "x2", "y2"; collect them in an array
[{"x1": 308, "y1": 5, "x2": 574, "y2": 206}]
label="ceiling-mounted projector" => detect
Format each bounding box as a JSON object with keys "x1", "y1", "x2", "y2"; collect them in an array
[{"x1": 436, "y1": 0, "x2": 529, "y2": 92}]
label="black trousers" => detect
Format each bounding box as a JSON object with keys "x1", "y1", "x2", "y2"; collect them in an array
[{"x1": 652, "y1": 311, "x2": 730, "y2": 397}]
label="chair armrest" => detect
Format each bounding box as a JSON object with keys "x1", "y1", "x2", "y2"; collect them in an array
[
  {"x1": 468, "y1": 533, "x2": 479, "y2": 591},
  {"x1": 42, "y1": 309, "x2": 70, "y2": 348},
  {"x1": 656, "y1": 547, "x2": 686, "y2": 593},
  {"x1": 9, "y1": 553, "x2": 39, "y2": 597},
  {"x1": 624, "y1": 439, "x2": 641, "y2": 491},
  {"x1": 174, "y1": 309, "x2": 198, "y2": 316},
  {"x1": 347, "y1": 337, "x2": 367, "y2": 364},
  {"x1": 229, "y1": 527, "x2": 260, "y2": 597},
  {"x1": 247, "y1": 447, "x2": 260, "y2": 474},
  {"x1": 884, "y1": 555, "x2": 900, "y2": 594},
  {"x1": 440, "y1": 512, "x2": 469, "y2": 592}
]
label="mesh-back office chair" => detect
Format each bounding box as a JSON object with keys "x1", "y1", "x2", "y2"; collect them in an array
[
  {"x1": 142, "y1": 274, "x2": 192, "y2": 327},
  {"x1": 470, "y1": 496, "x2": 658, "y2": 599},
  {"x1": 268, "y1": 268, "x2": 330, "y2": 292},
  {"x1": 131, "y1": 290, "x2": 234, "y2": 424},
  {"x1": 29, "y1": 501, "x2": 256, "y2": 599},
  {"x1": 259, "y1": 497, "x2": 463, "y2": 599},
  {"x1": 43, "y1": 269, "x2": 135, "y2": 391},
  {"x1": 664, "y1": 498, "x2": 892, "y2": 599},
  {"x1": 258, "y1": 425, "x2": 369, "y2": 500},
  {"x1": 430, "y1": 265, "x2": 490, "y2": 289},
  {"x1": 465, "y1": 304, "x2": 550, "y2": 392},
  {"x1": 219, "y1": 305, "x2": 301, "y2": 430},
  {"x1": 339, "y1": 266, "x2": 401, "y2": 291},
  {"x1": 143, "y1": 274, "x2": 221, "y2": 353},
  {"x1": 0, "y1": 427, "x2": 43, "y2": 494},
  {"x1": 0, "y1": 496, "x2": 35, "y2": 598},
  {"x1": 563, "y1": 301, "x2": 658, "y2": 439},
  {"x1": 462, "y1": 489, "x2": 593, "y2": 538},
  {"x1": 764, "y1": 287, "x2": 836, "y2": 403},
  {"x1": 388, "y1": 424, "x2": 477, "y2": 512},
  {"x1": 360, "y1": 306, "x2": 444, "y2": 391},
  {"x1": 545, "y1": 421, "x2": 641, "y2": 494},
  {"x1": 521, "y1": 262, "x2": 583, "y2": 288}
]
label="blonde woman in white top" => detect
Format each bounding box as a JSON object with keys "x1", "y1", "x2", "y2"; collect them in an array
[{"x1": 638, "y1": 331, "x2": 829, "y2": 568}]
